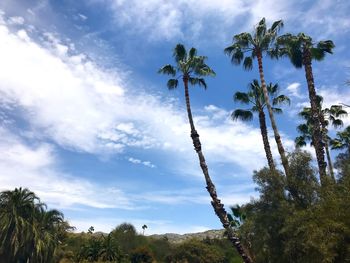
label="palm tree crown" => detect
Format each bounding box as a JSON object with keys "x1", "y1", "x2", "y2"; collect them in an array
[
  {"x1": 233, "y1": 80, "x2": 289, "y2": 172},
  {"x1": 232, "y1": 80, "x2": 290, "y2": 121},
  {"x1": 224, "y1": 18, "x2": 283, "y2": 70},
  {"x1": 158, "y1": 44, "x2": 215, "y2": 90}
]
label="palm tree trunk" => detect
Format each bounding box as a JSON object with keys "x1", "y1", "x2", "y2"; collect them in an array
[
  {"x1": 319, "y1": 115, "x2": 335, "y2": 181},
  {"x1": 258, "y1": 110, "x2": 276, "y2": 171},
  {"x1": 257, "y1": 52, "x2": 289, "y2": 178},
  {"x1": 183, "y1": 76, "x2": 253, "y2": 263},
  {"x1": 324, "y1": 140, "x2": 335, "y2": 181},
  {"x1": 302, "y1": 48, "x2": 328, "y2": 185}
]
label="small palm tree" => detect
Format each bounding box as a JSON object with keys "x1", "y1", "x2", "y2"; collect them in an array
[
  {"x1": 232, "y1": 80, "x2": 290, "y2": 171},
  {"x1": 275, "y1": 33, "x2": 335, "y2": 185},
  {"x1": 159, "y1": 44, "x2": 252, "y2": 263},
  {"x1": 225, "y1": 18, "x2": 290, "y2": 179},
  {"x1": 142, "y1": 224, "x2": 147, "y2": 235}
]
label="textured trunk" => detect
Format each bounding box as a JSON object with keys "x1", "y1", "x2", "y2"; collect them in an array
[
  {"x1": 258, "y1": 110, "x2": 276, "y2": 171},
  {"x1": 319, "y1": 115, "x2": 335, "y2": 181},
  {"x1": 257, "y1": 52, "x2": 289, "y2": 178},
  {"x1": 183, "y1": 76, "x2": 253, "y2": 263},
  {"x1": 324, "y1": 140, "x2": 335, "y2": 181},
  {"x1": 302, "y1": 48, "x2": 328, "y2": 185}
]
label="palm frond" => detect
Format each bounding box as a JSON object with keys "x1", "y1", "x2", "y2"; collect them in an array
[
  {"x1": 167, "y1": 79, "x2": 178, "y2": 90},
  {"x1": 272, "y1": 107, "x2": 283, "y2": 114},
  {"x1": 273, "y1": 95, "x2": 291, "y2": 106},
  {"x1": 243, "y1": 56, "x2": 253, "y2": 70},
  {"x1": 295, "y1": 136, "x2": 307, "y2": 147},
  {"x1": 189, "y1": 77, "x2": 207, "y2": 89},
  {"x1": 224, "y1": 44, "x2": 244, "y2": 65},
  {"x1": 189, "y1": 47, "x2": 197, "y2": 59},
  {"x1": 158, "y1": 64, "x2": 176, "y2": 76},
  {"x1": 234, "y1": 92, "x2": 250, "y2": 104},
  {"x1": 231, "y1": 109, "x2": 253, "y2": 121},
  {"x1": 173, "y1": 44, "x2": 187, "y2": 62},
  {"x1": 269, "y1": 20, "x2": 284, "y2": 34},
  {"x1": 317, "y1": 40, "x2": 335, "y2": 54}
]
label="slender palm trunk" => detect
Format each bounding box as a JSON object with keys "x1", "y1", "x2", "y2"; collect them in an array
[
  {"x1": 258, "y1": 110, "x2": 276, "y2": 171},
  {"x1": 319, "y1": 115, "x2": 335, "y2": 181},
  {"x1": 302, "y1": 48, "x2": 328, "y2": 185},
  {"x1": 324, "y1": 140, "x2": 335, "y2": 180},
  {"x1": 257, "y1": 52, "x2": 289, "y2": 178},
  {"x1": 183, "y1": 76, "x2": 253, "y2": 263}
]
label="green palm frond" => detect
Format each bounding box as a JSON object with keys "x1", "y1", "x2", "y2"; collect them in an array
[
  {"x1": 189, "y1": 47, "x2": 197, "y2": 59},
  {"x1": 272, "y1": 107, "x2": 283, "y2": 114},
  {"x1": 269, "y1": 20, "x2": 284, "y2": 34},
  {"x1": 234, "y1": 92, "x2": 250, "y2": 104},
  {"x1": 231, "y1": 109, "x2": 253, "y2": 121},
  {"x1": 295, "y1": 136, "x2": 307, "y2": 147},
  {"x1": 243, "y1": 57, "x2": 253, "y2": 70},
  {"x1": 189, "y1": 77, "x2": 207, "y2": 89},
  {"x1": 167, "y1": 79, "x2": 178, "y2": 90},
  {"x1": 173, "y1": 44, "x2": 187, "y2": 62},
  {"x1": 273, "y1": 95, "x2": 291, "y2": 106},
  {"x1": 158, "y1": 64, "x2": 176, "y2": 76}
]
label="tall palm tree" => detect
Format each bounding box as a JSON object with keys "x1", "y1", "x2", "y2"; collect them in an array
[
  {"x1": 159, "y1": 44, "x2": 252, "y2": 263},
  {"x1": 275, "y1": 33, "x2": 335, "y2": 185},
  {"x1": 232, "y1": 80, "x2": 290, "y2": 171},
  {"x1": 296, "y1": 102, "x2": 347, "y2": 180},
  {"x1": 224, "y1": 18, "x2": 290, "y2": 179}
]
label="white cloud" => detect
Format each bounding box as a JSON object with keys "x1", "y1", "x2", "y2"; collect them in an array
[
  {"x1": 0, "y1": 18, "x2": 295, "y2": 176},
  {"x1": 7, "y1": 16, "x2": 25, "y2": 25},
  {"x1": 286, "y1": 82, "x2": 302, "y2": 98},
  {"x1": 0, "y1": 127, "x2": 132, "y2": 210},
  {"x1": 128, "y1": 157, "x2": 156, "y2": 168}
]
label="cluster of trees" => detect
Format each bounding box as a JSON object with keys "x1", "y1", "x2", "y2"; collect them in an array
[
  {"x1": 0, "y1": 188, "x2": 73, "y2": 262},
  {"x1": 159, "y1": 18, "x2": 350, "y2": 262},
  {"x1": 0, "y1": 192, "x2": 243, "y2": 263}
]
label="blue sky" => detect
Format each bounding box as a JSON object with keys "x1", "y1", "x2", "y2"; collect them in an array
[{"x1": 0, "y1": 0, "x2": 349, "y2": 234}]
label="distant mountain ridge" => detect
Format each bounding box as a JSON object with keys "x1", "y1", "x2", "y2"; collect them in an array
[{"x1": 149, "y1": 229, "x2": 225, "y2": 244}]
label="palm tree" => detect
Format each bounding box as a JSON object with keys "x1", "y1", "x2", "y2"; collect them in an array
[
  {"x1": 0, "y1": 188, "x2": 69, "y2": 263},
  {"x1": 0, "y1": 187, "x2": 38, "y2": 262},
  {"x1": 142, "y1": 224, "x2": 147, "y2": 235},
  {"x1": 224, "y1": 18, "x2": 290, "y2": 179},
  {"x1": 275, "y1": 33, "x2": 335, "y2": 185},
  {"x1": 159, "y1": 44, "x2": 252, "y2": 263},
  {"x1": 232, "y1": 80, "x2": 290, "y2": 171},
  {"x1": 295, "y1": 100, "x2": 347, "y2": 180}
]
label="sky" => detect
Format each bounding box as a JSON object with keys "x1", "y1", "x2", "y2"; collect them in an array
[{"x1": 0, "y1": 0, "x2": 349, "y2": 235}]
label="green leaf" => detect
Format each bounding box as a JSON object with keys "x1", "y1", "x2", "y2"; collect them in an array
[
  {"x1": 167, "y1": 79, "x2": 178, "y2": 90},
  {"x1": 158, "y1": 64, "x2": 176, "y2": 76},
  {"x1": 231, "y1": 109, "x2": 253, "y2": 121},
  {"x1": 173, "y1": 44, "x2": 187, "y2": 62},
  {"x1": 243, "y1": 57, "x2": 253, "y2": 70},
  {"x1": 273, "y1": 95, "x2": 291, "y2": 106}
]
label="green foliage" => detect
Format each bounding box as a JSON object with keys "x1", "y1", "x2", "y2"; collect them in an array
[
  {"x1": 165, "y1": 239, "x2": 227, "y2": 263},
  {"x1": 237, "y1": 150, "x2": 350, "y2": 263},
  {"x1": 0, "y1": 188, "x2": 72, "y2": 263},
  {"x1": 158, "y1": 43, "x2": 215, "y2": 91},
  {"x1": 130, "y1": 246, "x2": 155, "y2": 263}
]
